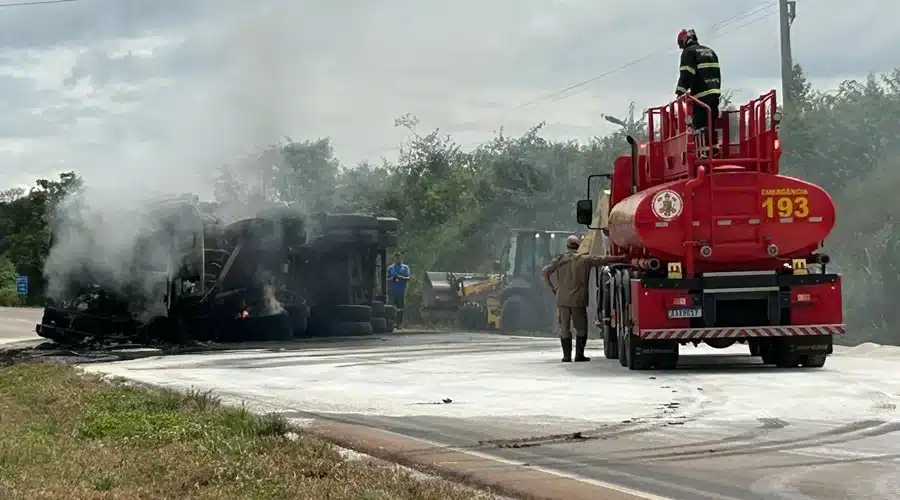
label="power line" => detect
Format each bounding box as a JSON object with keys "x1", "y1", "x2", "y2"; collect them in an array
[
  {"x1": 363, "y1": 1, "x2": 778, "y2": 159},
  {"x1": 0, "y1": 0, "x2": 75, "y2": 7},
  {"x1": 520, "y1": 1, "x2": 777, "y2": 106}
]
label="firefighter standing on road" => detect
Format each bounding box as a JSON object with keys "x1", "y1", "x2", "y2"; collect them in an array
[
  {"x1": 675, "y1": 28, "x2": 722, "y2": 132},
  {"x1": 541, "y1": 235, "x2": 613, "y2": 363}
]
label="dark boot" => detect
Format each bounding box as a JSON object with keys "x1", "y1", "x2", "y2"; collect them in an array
[
  {"x1": 574, "y1": 337, "x2": 591, "y2": 362},
  {"x1": 560, "y1": 338, "x2": 572, "y2": 362}
]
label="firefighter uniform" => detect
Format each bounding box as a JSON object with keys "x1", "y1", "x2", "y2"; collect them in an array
[
  {"x1": 541, "y1": 236, "x2": 609, "y2": 362},
  {"x1": 675, "y1": 29, "x2": 721, "y2": 131}
]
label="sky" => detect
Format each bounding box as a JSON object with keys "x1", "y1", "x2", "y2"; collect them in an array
[{"x1": 0, "y1": 0, "x2": 894, "y2": 195}]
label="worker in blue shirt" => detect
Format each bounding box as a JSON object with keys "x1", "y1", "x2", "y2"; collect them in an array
[{"x1": 387, "y1": 252, "x2": 411, "y2": 328}]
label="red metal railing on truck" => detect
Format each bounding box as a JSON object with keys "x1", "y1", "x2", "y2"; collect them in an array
[{"x1": 645, "y1": 90, "x2": 782, "y2": 184}]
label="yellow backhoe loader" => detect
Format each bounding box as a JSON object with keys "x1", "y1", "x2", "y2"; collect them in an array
[{"x1": 422, "y1": 228, "x2": 584, "y2": 333}]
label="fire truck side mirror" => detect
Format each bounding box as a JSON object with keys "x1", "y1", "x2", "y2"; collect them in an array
[{"x1": 576, "y1": 199, "x2": 593, "y2": 225}]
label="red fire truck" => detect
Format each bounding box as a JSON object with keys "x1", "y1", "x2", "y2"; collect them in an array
[{"x1": 576, "y1": 90, "x2": 843, "y2": 370}]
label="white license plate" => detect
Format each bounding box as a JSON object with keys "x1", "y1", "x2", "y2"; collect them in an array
[{"x1": 668, "y1": 307, "x2": 702, "y2": 319}]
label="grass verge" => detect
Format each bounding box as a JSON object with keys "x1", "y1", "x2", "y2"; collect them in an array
[{"x1": 0, "y1": 362, "x2": 499, "y2": 500}]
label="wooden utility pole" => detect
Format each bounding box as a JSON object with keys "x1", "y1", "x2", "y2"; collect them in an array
[{"x1": 779, "y1": 0, "x2": 796, "y2": 107}]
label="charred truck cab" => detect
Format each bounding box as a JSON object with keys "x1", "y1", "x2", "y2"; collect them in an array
[{"x1": 576, "y1": 90, "x2": 844, "y2": 370}]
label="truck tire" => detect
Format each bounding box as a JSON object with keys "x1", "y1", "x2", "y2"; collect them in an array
[
  {"x1": 386, "y1": 318, "x2": 395, "y2": 333},
  {"x1": 371, "y1": 317, "x2": 388, "y2": 333},
  {"x1": 500, "y1": 295, "x2": 530, "y2": 333},
  {"x1": 311, "y1": 304, "x2": 372, "y2": 323},
  {"x1": 603, "y1": 330, "x2": 617, "y2": 359},
  {"x1": 383, "y1": 305, "x2": 397, "y2": 323},
  {"x1": 324, "y1": 213, "x2": 378, "y2": 229},
  {"x1": 287, "y1": 303, "x2": 309, "y2": 336},
  {"x1": 802, "y1": 354, "x2": 827, "y2": 368},
  {"x1": 376, "y1": 217, "x2": 401, "y2": 231},
  {"x1": 656, "y1": 346, "x2": 679, "y2": 370},
  {"x1": 369, "y1": 300, "x2": 386, "y2": 317},
  {"x1": 322, "y1": 228, "x2": 379, "y2": 245},
  {"x1": 327, "y1": 321, "x2": 374, "y2": 336},
  {"x1": 251, "y1": 313, "x2": 294, "y2": 341},
  {"x1": 614, "y1": 272, "x2": 628, "y2": 367},
  {"x1": 600, "y1": 273, "x2": 617, "y2": 360},
  {"x1": 291, "y1": 315, "x2": 308, "y2": 337},
  {"x1": 380, "y1": 232, "x2": 399, "y2": 247}
]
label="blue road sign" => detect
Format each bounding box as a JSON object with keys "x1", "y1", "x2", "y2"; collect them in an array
[{"x1": 15, "y1": 275, "x2": 27, "y2": 295}]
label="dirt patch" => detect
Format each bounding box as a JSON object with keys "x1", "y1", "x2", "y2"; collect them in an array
[{"x1": 0, "y1": 361, "x2": 501, "y2": 500}]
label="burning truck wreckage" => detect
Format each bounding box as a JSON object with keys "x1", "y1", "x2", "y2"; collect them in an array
[{"x1": 34, "y1": 195, "x2": 401, "y2": 349}]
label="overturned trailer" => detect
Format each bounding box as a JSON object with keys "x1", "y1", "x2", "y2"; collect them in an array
[{"x1": 36, "y1": 199, "x2": 401, "y2": 346}]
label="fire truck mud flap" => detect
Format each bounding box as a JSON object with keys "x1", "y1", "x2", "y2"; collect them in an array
[{"x1": 629, "y1": 337, "x2": 679, "y2": 370}]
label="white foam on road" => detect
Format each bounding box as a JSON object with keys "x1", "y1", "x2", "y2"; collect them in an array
[
  {"x1": 0, "y1": 337, "x2": 36, "y2": 345},
  {"x1": 80, "y1": 334, "x2": 900, "y2": 427}
]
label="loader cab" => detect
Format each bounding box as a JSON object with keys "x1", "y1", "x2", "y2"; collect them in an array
[
  {"x1": 496, "y1": 229, "x2": 575, "y2": 333},
  {"x1": 501, "y1": 229, "x2": 574, "y2": 278}
]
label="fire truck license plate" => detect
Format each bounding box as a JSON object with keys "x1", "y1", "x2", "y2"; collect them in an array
[{"x1": 668, "y1": 307, "x2": 702, "y2": 319}]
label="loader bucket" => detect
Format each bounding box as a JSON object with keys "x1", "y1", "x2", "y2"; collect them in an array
[{"x1": 578, "y1": 189, "x2": 610, "y2": 257}]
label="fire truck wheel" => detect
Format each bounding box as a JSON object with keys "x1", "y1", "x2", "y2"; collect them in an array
[
  {"x1": 371, "y1": 317, "x2": 388, "y2": 333},
  {"x1": 603, "y1": 327, "x2": 617, "y2": 359},
  {"x1": 748, "y1": 341, "x2": 761, "y2": 357},
  {"x1": 602, "y1": 276, "x2": 617, "y2": 360},
  {"x1": 625, "y1": 334, "x2": 647, "y2": 370},
  {"x1": 801, "y1": 354, "x2": 827, "y2": 368},
  {"x1": 614, "y1": 271, "x2": 628, "y2": 367}
]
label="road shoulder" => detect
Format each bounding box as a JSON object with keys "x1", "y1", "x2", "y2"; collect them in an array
[{"x1": 307, "y1": 419, "x2": 667, "y2": 500}]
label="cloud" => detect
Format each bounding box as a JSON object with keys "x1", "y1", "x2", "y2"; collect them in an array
[{"x1": 0, "y1": 0, "x2": 895, "y2": 193}]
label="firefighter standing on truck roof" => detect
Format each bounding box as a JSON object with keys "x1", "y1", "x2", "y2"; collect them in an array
[
  {"x1": 541, "y1": 235, "x2": 612, "y2": 363},
  {"x1": 675, "y1": 28, "x2": 721, "y2": 131}
]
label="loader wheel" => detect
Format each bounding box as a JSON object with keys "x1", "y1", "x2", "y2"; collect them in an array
[
  {"x1": 499, "y1": 295, "x2": 531, "y2": 333},
  {"x1": 371, "y1": 317, "x2": 388, "y2": 334},
  {"x1": 311, "y1": 304, "x2": 372, "y2": 323}
]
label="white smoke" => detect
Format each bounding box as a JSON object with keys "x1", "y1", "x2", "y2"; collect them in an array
[{"x1": 40, "y1": 3, "x2": 304, "y2": 311}]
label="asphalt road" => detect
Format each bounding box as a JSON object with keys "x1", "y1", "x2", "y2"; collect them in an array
[
  {"x1": 4, "y1": 308, "x2": 899, "y2": 499},
  {"x1": 0, "y1": 307, "x2": 41, "y2": 343}
]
